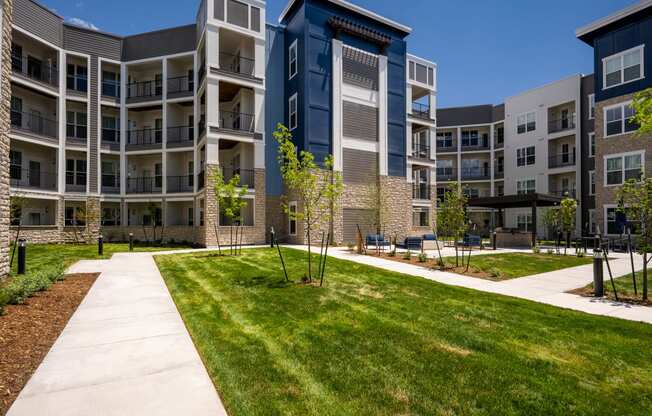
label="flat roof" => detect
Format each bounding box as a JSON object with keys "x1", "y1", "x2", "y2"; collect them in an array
[
  {"x1": 278, "y1": 0, "x2": 412, "y2": 34},
  {"x1": 467, "y1": 194, "x2": 564, "y2": 209},
  {"x1": 576, "y1": 0, "x2": 652, "y2": 44}
]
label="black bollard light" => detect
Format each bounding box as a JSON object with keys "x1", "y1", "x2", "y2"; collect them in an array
[
  {"x1": 492, "y1": 231, "x2": 497, "y2": 251},
  {"x1": 17, "y1": 239, "x2": 26, "y2": 275},
  {"x1": 270, "y1": 227, "x2": 275, "y2": 248},
  {"x1": 129, "y1": 233, "x2": 134, "y2": 251},
  {"x1": 593, "y1": 248, "x2": 604, "y2": 297},
  {"x1": 98, "y1": 234, "x2": 104, "y2": 256}
]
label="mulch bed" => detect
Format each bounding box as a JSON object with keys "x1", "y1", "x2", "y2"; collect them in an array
[
  {"x1": 0, "y1": 273, "x2": 98, "y2": 415},
  {"x1": 568, "y1": 286, "x2": 651, "y2": 307}
]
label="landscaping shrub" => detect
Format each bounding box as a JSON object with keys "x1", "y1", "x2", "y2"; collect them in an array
[
  {"x1": 577, "y1": 251, "x2": 585, "y2": 258},
  {"x1": 532, "y1": 246, "x2": 541, "y2": 254},
  {"x1": 388, "y1": 249, "x2": 396, "y2": 257},
  {"x1": 547, "y1": 248, "x2": 555, "y2": 255},
  {"x1": 489, "y1": 268, "x2": 502, "y2": 279},
  {"x1": 417, "y1": 252, "x2": 428, "y2": 263},
  {"x1": 403, "y1": 250, "x2": 412, "y2": 260},
  {"x1": 0, "y1": 262, "x2": 65, "y2": 309}
]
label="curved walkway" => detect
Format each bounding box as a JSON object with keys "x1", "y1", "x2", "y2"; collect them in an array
[{"x1": 7, "y1": 250, "x2": 227, "y2": 416}]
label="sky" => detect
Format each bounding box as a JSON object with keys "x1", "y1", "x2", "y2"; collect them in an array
[{"x1": 44, "y1": 0, "x2": 636, "y2": 108}]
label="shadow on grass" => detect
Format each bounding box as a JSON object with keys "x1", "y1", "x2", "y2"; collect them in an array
[{"x1": 233, "y1": 276, "x2": 296, "y2": 289}]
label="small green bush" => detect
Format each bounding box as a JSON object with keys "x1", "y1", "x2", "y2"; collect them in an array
[
  {"x1": 532, "y1": 246, "x2": 541, "y2": 254},
  {"x1": 547, "y1": 248, "x2": 555, "y2": 255},
  {"x1": 577, "y1": 251, "x2": 585, "y2": 258},
  {"x1": 403, "y1": 250, "x2": 412, "y2": 260},
  {"x1": 388, "y1": 249, "x2": 396, "y2": 257},
  {"x1": 0, "y1": 262, "x2": 65, "y2": 309},
  {"x1": 417, "y1": 252, "x2": 428, "y2": 263},
  {"x1": 346, "y1": 243, "x2": 355, "y2": 251},
  {"x1": 489, "y1": 268, "x2": 502, "y2": 279}
]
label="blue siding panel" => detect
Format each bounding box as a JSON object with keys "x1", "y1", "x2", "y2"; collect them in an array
[{"x1": 265, "y1": 24, "x2": 286, "y2": 197}]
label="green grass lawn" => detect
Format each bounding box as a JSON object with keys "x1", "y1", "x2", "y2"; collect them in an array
[
  {"x1": 440, "y1": 252, "x2": 592, "y2": 280},
  {"x1": 156, "y1": 248, "x2": 652, "y2": 416}
]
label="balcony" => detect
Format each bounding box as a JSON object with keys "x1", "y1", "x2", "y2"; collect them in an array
[
  {"x1": 436, "y1": 167, "x2": 456, "y2": 181},
  {"x1": 411, "y1": 103, "x2": 431, "y2": 120},
  {"x1": 548, "y1": 153, "x2": 576, "y2": 169},
  {"x1": 126, "y1": 128, "x2": 163, "y2": 150},
  {"x1": 219, "y1": 53, "x2": 256, "y2": 78},
  {"x1": 101, "y1": 174, "x2": 120, "y2": 194},
  {"x1": 127, "y1": 80, "x2": 162, "y2": 103},
  {"x1": 548, "y1": 115, "x2": 576, "y2": 134},
  {"x1": 11, "y1": 54, "x2": 58, "y2": 89},
  {"x1": 167, "y1": 175, "x2": 194, "y2": 193},
  {"x1": 461, "y1": 137, "x2": 490, "y2": 152},
  {"x1": 10, "y1": 167, "x2": 57, "y2": 191},
  {"x1": 495, "y1": 168, "x2": 505, "y2": 180},
  {"x1": 167, "y1": 126, "x2": 194, "y2": 148},
  {"x1": 412, "y1": 183, "x2": 431, "y2": 200},
  {"x1": 101, "y1": 128, "x2": 120, "y2": 149},
  {"x1": 102, "y1": 80, "x2": 120, "y2": 100},
  {"x1": 222, "y1": 168, "x2": 254, "y2": 188},
  {"x1": 10, "y1": 110, "x2": 58, "y2": 142},
  {"x1": 198, "y1": 170, "x2": 205, "y2": 190},
  {"x1": 198, "y1": 116, "x2": 206, "y2": 139},
  {"x1": 549, "y1": 189, "x2": 577, "y2": 199},
  {"x1": 65, "y1": 171, "x2": 87, "y2": 193},
  {"x1": 461, "y1": 167, "x2": 490, "y2": 181},
  {"x1": 127, "y1": 177, "x2": 162, "y2": 194},
  {"x1": 167, "y1": 76, "x2": 194, "y2": 99},
  {"x1": 411, "y1": 142, "x2": 431, "y2": 160},
  {"x1": 219, "y1": 111, "x2": 255, "y2": 133}
]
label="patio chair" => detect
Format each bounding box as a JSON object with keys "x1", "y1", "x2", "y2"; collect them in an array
[
  {"x1": 396, "y1": 236, "x2": 424, "y2": 251},
  {"x1": 366, "y1": 234, "x2": 391, "y2": 250},
  {"x1": 459, "y1": 235, "x2": 482, "y2": 249}
]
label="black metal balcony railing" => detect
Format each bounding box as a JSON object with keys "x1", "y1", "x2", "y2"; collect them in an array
[
  {"x1": 222, "y1": 168, "x2": 254, "y2": 188},
  {"x1": 167, "y1": 76, "x2": 194, "y2": 95},
  {"x1": 219, "y1": 52, "x2": 255, "y2": 77},
  {"x1": 10, "y1": 167, "x2": 57, "y2": 190},
  {"x1": 101, "y1": 174, "x2": 120, "y2": 194},
  {"x1": 548, "y1": 115, "x2": 576, "y2": 134},
  {"x1": 167, "y1": 175, "x2": 194, "y2": 193},
  {"x1": 411, "y1": 102, "x2": 431, "y2": 120},
  {"x1": 220, "y1": 111, "x2": 255, "y2": 133},
  {"x1": 127, "y1": 129, "x2": 163, "y2": 146},
  {"x1": 461, "y1": 137, "x2": 490, "y2": 151},
  {"x1": 411, "y1": 142, "x2": 430, "y2": 159},
  {"x1": 127, "y1": 80, "x2": 162, "y2": 99},
  {"x1": 549, "y1": 189, "x2": 577, "y2": 199},
  {"x1": 548, "y1": 153, "x2": 576, "y2": 169},
  {"x1": 167, "y1": 126, "x2": 194, "y2": 146},
  {"x1": 102, "y1": 128, "x2": 120, "y2": 143},
  {"x1": 436, "y1": 167, "x2": 456, "y2": 181},
  {"x1": 495, "y1": 169, "x2": 505, "y2": 179},
  {"x1": 436, "y1": 140, "x2": 454, "y2": 150},
  {"x1": 10, "y1": 110, "x2": 58, "y2": 139},
  {"x1": 461, "y1": 167, "x2": 491, "y2": 180},
  {"x1": 198, "y1": 170, "x2": 205, "y2": 190},
  {"x1": 412, "y1": 183, "x2": 431, "y2": 200},
  {"x1": 11, "y1": 54, "x2": 59, "y2": 88},
  {"x1": 127, "y1": 177, "x2": 162, "y2": 194},
  {"x1": 198, "y1": 116, "x2": 206, "y2": 138},
  {"x1": 102, "y1": 80, "x2": 120, "y2": 98}
]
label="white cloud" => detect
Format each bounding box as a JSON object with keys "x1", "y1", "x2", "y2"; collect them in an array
[{"x1": 67, "y1": 17, "x2": 99, "y2": 31}]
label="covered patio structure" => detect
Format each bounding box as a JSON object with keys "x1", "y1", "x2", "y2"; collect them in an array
[{"x1": 467, "y1": 193, "x2": 564, "y2": 247}]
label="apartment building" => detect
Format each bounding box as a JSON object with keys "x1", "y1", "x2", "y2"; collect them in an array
[
  {"x1": 436, "y1": 74, "x2": 594, "y2": 239},
  {"x1": 577, "y1": 0, "x2": 652, "y2": 238},
  {"x1": 7, "y1": 0, "x2": 267, "y2": 246},
  {"x1": 265, "y1": 0, "x2": 437, "y2": 244}
]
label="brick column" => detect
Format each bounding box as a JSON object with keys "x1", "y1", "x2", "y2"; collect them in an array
[
  {"x1": 0, "y1": 0, "x2": 12, "y2": 277},
  {"x1": 379, "y1": 175, "x2": 412, "y2": 241},
  {"x1": 86, "y1": 197, "x2": 101, "y2": 243},
  {"x1": 252, "y1": 168, "x2": 266, "y2": 244},
  {"x1": 203, "y1": 164, "x2": 219, "y2": 247}
]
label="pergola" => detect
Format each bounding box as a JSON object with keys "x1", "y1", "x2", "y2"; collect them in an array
[{"x1": 467, "y1": 193, "x2": 564, "y2": 247}]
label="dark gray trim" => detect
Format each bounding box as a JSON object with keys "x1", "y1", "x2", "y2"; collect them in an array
[
  {"x1": 209, "y1": 67, "x2": 263, "y2": 83},
  {"x1": 437, "y1": 104, "x2": 505, "y2": 127},
  {"x1": 14, "y1": 0, "x2": 63, "y2": 47},
  {"x1": 343, "y1": 148, "x2": 378, "y2": 184},
  {"x1": 122, "y1": 24, "x2": 197, "y2": 61}
]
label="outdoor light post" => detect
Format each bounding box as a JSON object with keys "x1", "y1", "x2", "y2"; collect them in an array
[
  {"x1": 98, "y1": 235, "x2": 104, "y2": 256},
  {"x1": 270, "y1": 227, "x2": 275, "y2": 248},
  {"x1": 17, "y1": 239, "x2": 26, "y2": 275},
  {"x1": 593, "y1": 248, "x2": 604, "y2": 297},
  {"x1": 129, "y1": 233, "x2": 134, "y2": 251}
]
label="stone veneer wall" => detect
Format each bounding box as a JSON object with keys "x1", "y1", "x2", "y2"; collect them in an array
[
  {"x1": 594, "y1": 93, "x2": 652, "y2": 232},
  {"x1": 378, "y1": 175, "x2": 412, "y2": 242},
  {"x1": 103, "y1": 225, "x2": 200, "y2": 244},
  {"x1": 0, "y1": 0, "x2": 12, "y2": 278},
  {"x1": 266, "y1": 195, "x2": 286, "y2": 242}
]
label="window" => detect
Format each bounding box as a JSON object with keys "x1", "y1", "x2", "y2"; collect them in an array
[
  {"x1": 517, "y1": 111, "x2": 535, "y2": 134},
  {"x1": 605, "y1": 101, "x2": 637, "y2": 137},
  {"x1": 102, "y1": 70, "x2": 120, "y2": 98},
  {"x1": 65, "y1": 206, "x2": 85, "y2": 227},
  {"x1": 436, "y1": 131, "x2": 453, "y2": 148},
  {"x1": 250, "y1": 6, "x2": 261, "y2": 32},
  {"x1": 461, "y1": 130, "x2": 480, "y2": 147},
  {"x1": 288, "y1": 93, "x2": 298, "y2": 130},
  {"x1": 188, "y1": 207, "x2": 194, "y2": 226},
  {"x1": 496, "y1": 126, "x2": 504, "y2": 145},
  {"x1": 102, "y1": 116, "x2": 119, "y2": 143},
  {"x1": 588, "y1": 94, "x2": 595, "y2": 119},
  {"x1": 66, "y1": 111, "x2": 87, "y2": 139},
  {"x1": 66, "y1": 159, "x2": 87, "y2": 186},
  {"x1": 464, "y1": 188, "x2": 480, "y2": 199},
  {"x1": 606, "y1": 207, "x2": 626, "y2": 235},
  {"x1": 66, "y1": 64, "x2": 88, "y2": 92},
  {"x1": 289, "y1": 40, "x2": 298, "y2": 80},
  {"x1": 412, "y1": 207, "x2": 429, "y2": 227},
  {"x1": 589, "y1": 171, "x2": 596, "y2": 196},
  {"x1": 102, "y1": 207, "x2": 120, "y2": 226},
  {"x1": 10, "y1": 150, "x2": 21, "y2": 180},
  {"x1": 605, "y1": 152, "x2": 643, "y2": 186},
  {"x1": 589, "y1": 132, "x2": 596, "y2": 157},
  {"x1": 603, "y1": 45, "x2": 644, "y2": 89},
  {"x1": 588, "y1": 209, "x2": 596, "y2": 235},
  {"x1": 517, "y1": 214, "x2": 533, "y2": 232},
  {"x1": 227, "y1": 0, "x2": 249, "y2": 29},
  {"x1": 517, "y1": 146, "x2": 535, "y2": 167},
  {"x1": 517, "y1": 178, "x2": 536, "y2": 195},
  {"x1": 288, "y1": 201, "x2": 297, "y2": 236}
]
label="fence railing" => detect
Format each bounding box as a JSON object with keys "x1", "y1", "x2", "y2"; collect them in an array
[
  {"x1": 102, "y1": 128, "x2": 120, "y2": 143},
  {"x1": 412, "y1": 183, "x2": 430, "y2": 200},
  {"x1": 461, "y1": 167, "x2": 491, "y2": 180},
  {"x1": 548, "y1": 114, "x2": 576, "y2": 134},
  {"x1": 220, "y1": 111, "x2": 255, "y2": 133},
  {"x1": 411, "y1": 102, "x2": 431, "y2": 120},
  {"x1": 101, "y1": 174, "x2": 120, "y2": 194},
  {"x1": 102, "y1": 80, "x2": 120, "y2": 98},
  {"x1": 167, "y1": 175, "x2": 194, "y2": 193},
  {"x1": 436, "y1": 167, "x2": 456, "y2": 181},
  {"x1": 167, "y1": 76, "x2": 194, "y2": 95},
  {"x1": 11, "y1": 54, "x2": 59, "y2": 87},
  {"x1": 10, "y1": 110, "x2": 58, "y2": 139},
  {"x1": 127, "y1": 128, "x2": 163, "y2": 146},
  {"x1": 126, "y1": 177, "x2": 162, "y2": 194},
  {"x1": 10, "y1": 167, "x2": 57, "y2": 190},
  {"x1": 127, "y1": 80, "x2": 162, "y2": 99},
  {"x1": 219, "y1": 52, "x2": 255, "y2": 77},
  {"x1": 167, "y1": 125, "x2": 194, "y2": 145},
  {"x1": 411, "y1": 142, "x2": 431, "y2": 159},
  {"x1": 549, "y1": 153, "x2": 576, "y2": 169},
  {"x1": 222, "y1": 168, "x2": 254, "y2": 188}
]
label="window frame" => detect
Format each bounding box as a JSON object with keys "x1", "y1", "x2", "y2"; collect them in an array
[
  {"x1": 589, "y1": 170, "x2": 596, "y2": 196},
  {"x1": 603, "y1": 100, "x2": 637, "y2": 138},
  {"x1": 517, "y1": 214, "x2": 533, "y2": 233},
  {"x1": 602, "y1": 45, "x2": 645, "y2": 90},
  {"x1": 516, "y1": 111, "x2": 536, "y2": 134},
  {"x1": 517, "y1": 178, "x2": 536, "y2": 195},
  {"x1": 588, "y1": 94, "x2": 595, "y2": 119},
  {"x1": 288, "y1": 39, "x2": 298, "y2": 80},
  {"x1": 288, "y1": 201, "x2": 297, "y2": 236},
  {"x1": 516, "y1": 146, "x2": 536, "y2": 167},
  {"x1": 288, "y1": 93, "x2": 298, "y2": 131},
  {"x1": 603, "y1": 150, "x2": 644, "y2": 187},
  {"x1": 588, "y1": 132, "x2": 596, "y2": 157}
]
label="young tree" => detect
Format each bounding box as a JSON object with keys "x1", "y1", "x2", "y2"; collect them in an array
[
  {"x1": 617, "y1": 177, "x2": 652, "y2": 301},
  {"x1": 275, "y1": 123, "x2": 343, "y2": 282},
  {"x1": 10, "y1": 195, "x2": 30, "y2": 266},
  {"x1": 436, "y1": 184, "x2": 468, "y2": 267},
  {"x1": 211, "y1": 167, "x2": 248, "y2": 256},
  {"x1": 559, "y1": 196, "x2": 577, "y2": 254}
]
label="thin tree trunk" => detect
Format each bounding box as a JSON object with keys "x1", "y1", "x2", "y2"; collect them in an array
[
  {"x1": 320, "y1": 232, "x2": 330, "y2": 287},
  {"x1": 307, "y1": 228, "x2": 312, "y2": 282},
  {"x1": 644, "y1": 252, "x2": 649, "y2": 301},
  {"x1": 10, "y1": 226, "x2": 21, "y2": 267}
]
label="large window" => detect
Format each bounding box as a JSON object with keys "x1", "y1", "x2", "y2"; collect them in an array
[
  {"x1": 412, "y1": 207, "x2": 429, "y2": 227},
  {"x1": 588, "y1": 94, "x2": 595, "y2": 119},
  {"x1": 517, "y1": 178, "x2": 536, "y2": 195},
  {"x1": 289, "y1": 40, "x2": 297, "y2": 80},
  {"x1": 589, "y1": 171, "x2": 596, "y2": 196},
  {"x1": 461, "y1": 130, "x2": 481, "y2": 147},
  {"x1": 66, "y1": 159, "x2": 87, "y2": 187},
  {"x1": 66, "y1": 111, "x2": 87, "y2": 139},
  {"x1": 67, "y1": 64, "x2": 88, "y2": 92},
  {"x1": 517, "y1": 214, "x2": 533, "y2": 232},
  {"x1": 516, "y1": 146, "x2": 535, "y2": 167},
  {"x1": 588, "y1": 209, "x2": 596, "y2": 235},
  {"x1": 517, "y1": 112, "x2": 535, "y2": 134},
  {"x1": 436, "y1": 131, "x2": 453, "y2": 149},
  {"x1": 605, "y1": 152, "x2": 643, "y2": 186},
  {"x1": 288, "y1": 201, "x2": 297, "y2": 236},
  {"x1": 603, "y1": 45, "x2": 644, "y2": 89},
  {"x1": 589, "y1": 132, "x2": 596, "y2": 157},
  {"x1": 226, "y1": 0, "x2": 249, "y2": 29},
  {"x1": 288, "y1": 93, "x2": 298, "y2": 130},
  {"x1": 604, "y1": 102, "x2": 637, "y2": 137}
]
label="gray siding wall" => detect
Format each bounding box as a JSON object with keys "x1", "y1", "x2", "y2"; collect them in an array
[
  {"x1": 343, "y1": 101, "x2": 378, "y2": 142},
  {"x1": 343, "y1": 148, "x2": 377, "y2": 184},
  {"x1": 14, "y1": 0, "x2": 62, "y2": 47},
  {"x1": 63, "y1": 26, "x2": 122, "y2": 60},
  {"x1": 342, "y1": 208, "x2": 375, "y2": 243},
  {"x1": 122, "y1": 25, "x2": 196, "y2": 61},
  {"x1": 343, "y1": 46, "x2": 378, "y2": 90}
]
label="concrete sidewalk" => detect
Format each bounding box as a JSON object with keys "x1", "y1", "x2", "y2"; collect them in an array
[
  {"x1": 7, "y1": 250, "x2": 227, "y2": 416},
  {"x1": 291, "y1": 246, "x2": 652, "y2": 324}
]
